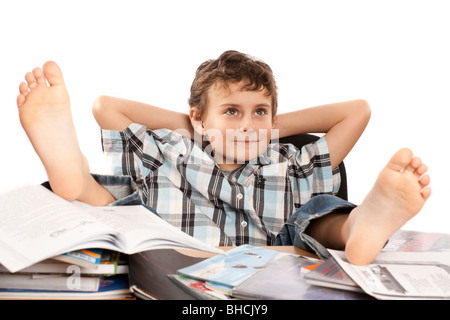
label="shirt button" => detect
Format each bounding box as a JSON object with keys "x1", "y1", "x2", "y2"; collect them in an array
[
  {"x1": 236, "y1": 193, "x2": 243, "y2": 200},
  {"x1": 241, "y1": 221, "x2": 248, "y2": 228}
]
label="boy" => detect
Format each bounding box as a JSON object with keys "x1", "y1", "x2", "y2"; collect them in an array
[{"x1": 16, "y1": 51, "x2": 431, "y2": 265}]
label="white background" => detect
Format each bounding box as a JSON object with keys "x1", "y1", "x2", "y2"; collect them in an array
[{"x1": 1, "y1": 0, "x2": 448, "y2": 233}]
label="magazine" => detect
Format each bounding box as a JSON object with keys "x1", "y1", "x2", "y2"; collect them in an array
[
  {"x1": 0, "y1": 185, "x2": 223, "y2": 273},
  {"x1": 177, "y1": 245, "x2": 285, "y2": 287},
  {"x1": 328, "y1": 250, "x2": 450, "y2": 300},
  {"x1": 231, "y1": 254, "x2": 370, "y2": 300},
  {"x1": 384, "y1": 229, "x2": 450, "y2": 253},
  {"x1": 304, "y1": 229, "x2": 450, "y2": 294},
  {"x1": 303, "y1": 256, "x2": 363, "y2": 293},
  {"x1": 167, "y1": 274, "x2": 231, "y2": 300},
  {"x1": 176, "y1": 245, "x2": 371, "y2": 300}
]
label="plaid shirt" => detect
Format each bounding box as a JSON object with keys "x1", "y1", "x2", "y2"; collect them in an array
[{"x1": 101, "y1": 123, "x2": 340, "y2": 247}]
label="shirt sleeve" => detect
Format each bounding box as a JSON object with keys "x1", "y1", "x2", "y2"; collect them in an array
[
  {"x1": 101, "y1": 123, "x2": 165, "y2": 186},
  {"x1": 294, "y1": 135, "x2": 341, "y2": 196}
]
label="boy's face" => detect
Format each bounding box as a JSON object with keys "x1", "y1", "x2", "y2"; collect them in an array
[{"x1": 192, "y1": 81, "x2": 276, "y2": 171}]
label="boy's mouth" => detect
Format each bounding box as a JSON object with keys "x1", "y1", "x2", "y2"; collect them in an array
[
  {"x1": 233, "y1": 132, "x2": 259, "y2": 143},
  {"x1": 234, "y1": 138, "x2": 258, "y2": 143}
]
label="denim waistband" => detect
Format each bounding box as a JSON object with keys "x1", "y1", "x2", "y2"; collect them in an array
[
  {"x1": 90, "y1": 174, "x2": 158, "y2": 215},
  {"x1": 42, "y1": 174, "x2": 157, "y2": 215}
]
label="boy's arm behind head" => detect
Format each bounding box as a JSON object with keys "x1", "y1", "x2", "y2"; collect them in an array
[{"x1": 92, "y1": 95, "x2": 193, "y2": 138}]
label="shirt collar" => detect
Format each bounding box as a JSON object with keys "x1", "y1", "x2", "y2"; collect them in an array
[
  {"x1": 248, "y1": 145, "x2": 272, "y2": 166},
  {"x1": 194, "y1": 139, "x2": 273, "y2": 167}
]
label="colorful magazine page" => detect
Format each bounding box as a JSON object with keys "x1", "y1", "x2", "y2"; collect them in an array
[
  {"x1": 177, "y1": 245, "x2": 284, "y2": 287},
  {"x1": 53, "y1": 249, "x2": 103, "y2": 269},
  {"x1": 232, "y1": 254, "x2": 370, "y2": 300}
]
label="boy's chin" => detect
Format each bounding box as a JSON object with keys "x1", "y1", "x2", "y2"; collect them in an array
[
  {"x1": 213, "y1": 143, "x2": 269, "y2": 164},
  {"x1": 237, "y1": 146, "x2": 268, "y2": 162},
  {"x1": 225, "y1": 151, "x2": 264, "y2": 164}
]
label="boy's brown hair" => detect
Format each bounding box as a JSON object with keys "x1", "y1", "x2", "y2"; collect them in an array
[{"x1": 188, "y1": 50, "x2": 278, "y2": 117}]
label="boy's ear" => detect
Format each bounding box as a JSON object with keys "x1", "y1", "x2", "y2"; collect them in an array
[
  {"x1": 272, "y1": 115, "x2": 278, "y2": 129},
  {"x1": 189, "y1": 107, "x2": 204, "y2": 135}
]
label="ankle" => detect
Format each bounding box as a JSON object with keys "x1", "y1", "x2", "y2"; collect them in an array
[
  {"x1": 48, "y1": 155, "x2": 90, "y2": 201},
  {"x1": 49, "y1": 175, "x2": 85, "y2": 201}
]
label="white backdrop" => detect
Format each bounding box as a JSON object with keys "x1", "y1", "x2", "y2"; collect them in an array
[{"x1": 1, "y1": 0, "x2": 448, "y2": 232}]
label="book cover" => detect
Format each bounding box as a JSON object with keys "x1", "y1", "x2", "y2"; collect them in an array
[
  {"x1": 177, "y1": 245, "x2": 285, "y2": 287},
  {"x1": 52, "y1": 249, "x2": 103, "y2": 269},
  {"x1": 232, "y1": 254, "x2": 370, "y2": 300}
]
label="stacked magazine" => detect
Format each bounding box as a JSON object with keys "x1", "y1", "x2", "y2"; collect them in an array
[
  {"x1": 171, "y1": 245, "x2": 370, "y2": 300},
  {"x1": 171, "y1": 231, "x2": 450, "y2": 300},
  {"x1": 305, "y1": 230, "x2": 450, "y2": 300}
]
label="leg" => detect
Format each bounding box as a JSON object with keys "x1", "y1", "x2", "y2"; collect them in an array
[
  {"x1": 308, "y1": 148, "x2": 431, "y2": 265},
  {"x1": 275, "y1": 195, "x2": 356, "y2": 259},
  {"x1": 17, "y1": 61, "x2": 115, "y2": 205},
  {"x1": 343, "y1": 148, "x2": 430, "y2": 265},
  {"x1": 306, "y1": 210, "x2": 350, "y2": 250}
]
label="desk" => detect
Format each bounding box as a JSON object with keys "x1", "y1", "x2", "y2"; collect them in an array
[
  {"x1": 178, "y1": 245, "x2": 317, "y2": 259},
  {"x1": 0, "y1": 246, "x2": 316, "y2": 300},
  {"x1": 128, "y1": 246, "x2": 319, "y2": 300}
]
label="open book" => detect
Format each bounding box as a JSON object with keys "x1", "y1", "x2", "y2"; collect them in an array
[{"x1": 0, "y1": 185, "x2": 223, "y2": 273}]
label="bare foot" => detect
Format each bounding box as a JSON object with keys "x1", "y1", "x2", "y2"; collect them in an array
[
  {"x1": 17, "y1": 61, "x2": 87, "y2": 200},
  {"x1": 344, "y1": 148, "x2": 431, "y2": 265}
]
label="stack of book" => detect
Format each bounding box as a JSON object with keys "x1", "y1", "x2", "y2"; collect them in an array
[
  {"x1": 0, "y1": 249, "x2": 131, "y2": 299},
  {"x1": 0, "y1": 185, "x2": 223, "y2": 300}
]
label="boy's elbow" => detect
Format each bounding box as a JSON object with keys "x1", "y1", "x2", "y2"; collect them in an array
[
  {"x1": 92, "y1": 96, "x2": 131, "y2": 131},
  {"x1": 92, "y1": 96, "x2": 108, "y2": 119},
  {"x1": 92, "y1": 96, "x2": 111, "y2": 127},
  {"x1": 355, "y1": 99, "x2": 371, "y2": 121}
]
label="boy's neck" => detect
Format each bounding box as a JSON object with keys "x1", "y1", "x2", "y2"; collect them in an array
[{"x1": 216, "y1": 162, "x2": 245, "y2": 172}]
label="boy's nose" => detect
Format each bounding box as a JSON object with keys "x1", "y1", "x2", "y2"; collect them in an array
[{"x1": 239, "y1": 116, "x2": 255, "y2": 132}]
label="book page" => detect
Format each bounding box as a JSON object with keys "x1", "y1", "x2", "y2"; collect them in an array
[
  {"x1": 0, "y1": 185, "x2": 223, "y2": 273},
  {"x1": 86, "y1": 204, "x2": 224, "y2": 254},
  {"x1": 329, "y1": 250, "x2": 450, "y2": 300},
  {"x1": 0, "y1": 185, "x2": 112, "y2": 272}
]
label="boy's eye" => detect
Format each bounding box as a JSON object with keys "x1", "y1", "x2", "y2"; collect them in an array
[
  {"x1": 255, "y1": 108, "x2": 267, "y2": 116},
  {"x1": 225, "y1": 108, "x2": 238, "y2": 116}
]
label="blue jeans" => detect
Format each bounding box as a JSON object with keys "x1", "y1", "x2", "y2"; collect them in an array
[
  {"x1": 42, "y1": 174, "x2": 157, "y2": 213},
  {"x1": 274, "y1": 194, "x2": 356, "y2": 259},
  {"x1": 43, "y1": 174, "x2": 356, "y2": 259}
]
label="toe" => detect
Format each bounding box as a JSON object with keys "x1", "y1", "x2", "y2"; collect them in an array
[
  {"x1": 42, "y1": 61, "x2": 65, "y2": 86},
  {"x1": 17, "y1": 94, "x2": 26, "y2": 107},
  {"x1": 419, "y1": 174, "x2": 431, "y2": 188},
  {"x1": 421, "y1": 187, "x2": 431, "y2": 200},
  {"x1": 386, "y1": 148, "x2": 413, "y2": 172},
  {"x1": 33, "y1": 67, "x2": 46, "y2": 85},
  {"x1": 405, "y1": 157, "x2": 422, "y2": 173},
  {"x1": 416, "y1": 163, "x2": 428, "y2": 177},
  {"x1": 19, "y1": 82, "x2": 29, "y2": 96},
  {"x1": 25, "y1": 72, "x2": 37, "y2": 89}
]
